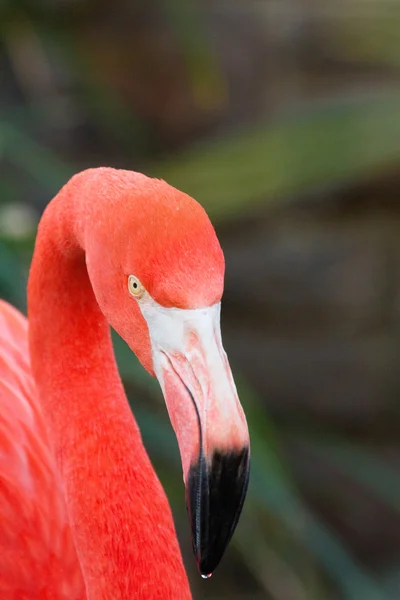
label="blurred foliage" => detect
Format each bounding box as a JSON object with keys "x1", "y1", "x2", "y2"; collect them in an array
[
  {"x1": 1, "y1": 1, "x2": 400, "y2": 599},
  {"x1": 155, "y1": 93, "x2": 400, "y2": 222}
]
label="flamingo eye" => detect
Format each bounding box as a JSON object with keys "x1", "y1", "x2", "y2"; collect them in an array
[{"x1": 128, "y1": 275, "x2": 145, "y2": 299}]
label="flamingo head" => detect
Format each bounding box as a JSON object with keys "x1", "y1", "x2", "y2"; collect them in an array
[{"x1": 86, "y1": 172, "x2": 250, "y2": 576}]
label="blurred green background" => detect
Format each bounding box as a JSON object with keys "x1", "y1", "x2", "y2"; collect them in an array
[{"x1": 1, "y1": 1, "x2": 400, "y2": 598}]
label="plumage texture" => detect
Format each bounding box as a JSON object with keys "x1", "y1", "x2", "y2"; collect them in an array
[{"x1": 0, "y1": 300, "x2": 85, "y2": 600}]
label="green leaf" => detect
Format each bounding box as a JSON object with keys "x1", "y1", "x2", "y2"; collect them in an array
[{"x1": 153, "y1": 93, "x2": 400, "y2": 223}]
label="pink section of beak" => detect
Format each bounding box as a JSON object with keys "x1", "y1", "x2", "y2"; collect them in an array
[{"x1": 157, "y1": 326, "x2": 249, "y2": 484}]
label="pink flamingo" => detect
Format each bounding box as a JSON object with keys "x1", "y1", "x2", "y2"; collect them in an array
[{"x1": 0, "y1": 168, "x2": 250, "y2": 599}]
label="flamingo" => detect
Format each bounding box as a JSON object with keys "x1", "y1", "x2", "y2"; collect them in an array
[{"x1": 0, "y1": 167, "x2": 250, "y2": 599}]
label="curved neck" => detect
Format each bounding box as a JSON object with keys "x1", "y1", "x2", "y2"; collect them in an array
[{"x1": 28, "y1": 171, "x2": 191, "y2": 600}]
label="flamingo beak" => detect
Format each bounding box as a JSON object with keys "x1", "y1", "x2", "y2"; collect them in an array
[{"x1": 141, "y1": 300, "x2": 250, "y2": 576}]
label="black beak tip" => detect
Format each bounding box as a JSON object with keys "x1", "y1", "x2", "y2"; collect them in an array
[{"x1": 186, "y1": 446, "x2": 250, "y2": 576}]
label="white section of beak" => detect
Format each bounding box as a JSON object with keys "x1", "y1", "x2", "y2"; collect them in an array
[
  {"x1": 138, "y1": 297, "x2": 230, "y2": 408},
  {"x1": 139, "y1": 298, "x2": 221, "y2": 372}
]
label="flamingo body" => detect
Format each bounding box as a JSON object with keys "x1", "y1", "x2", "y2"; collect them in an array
[
  {"x1": 0, "y1": 168, "x2": 250, "y2": 598},
  {"x1": 0, "y1": 300, "x2": 85, "y2": 599}
]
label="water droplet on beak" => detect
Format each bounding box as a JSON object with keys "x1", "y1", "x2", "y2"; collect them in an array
[{"x1": 201, "y1": 573, "x2": 213, "y2": 579}]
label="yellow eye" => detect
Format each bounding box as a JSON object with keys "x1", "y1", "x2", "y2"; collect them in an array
[{"x1": 128, "y1": 275, "x2": 145, "y2": 299}]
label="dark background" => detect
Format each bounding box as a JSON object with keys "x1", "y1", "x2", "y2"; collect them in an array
[{"x1": 1, "y1": 1, "x2": 400, "y2": 598}]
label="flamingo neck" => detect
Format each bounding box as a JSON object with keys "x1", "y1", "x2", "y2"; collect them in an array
[{"x1": 27, "y1": 172, "x2": 191, "y2": 600}]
